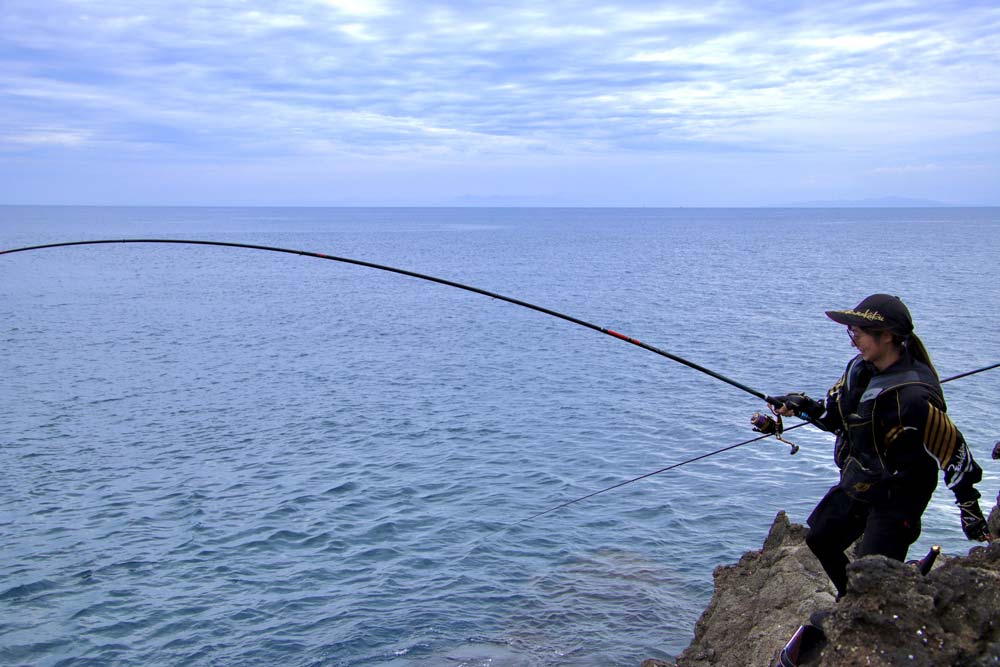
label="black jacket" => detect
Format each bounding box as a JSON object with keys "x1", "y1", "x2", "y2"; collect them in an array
[{"x1": 813, "y1": 351, "x2": 982, "y2": 505}]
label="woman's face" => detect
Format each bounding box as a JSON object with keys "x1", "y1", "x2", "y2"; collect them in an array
[{"x1": 847, "y1": 326, "x2": 896, "y2": 368}]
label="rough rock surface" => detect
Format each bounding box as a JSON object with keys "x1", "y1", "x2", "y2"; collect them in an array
[{"x1": 643, "y1": 508, "x2": 1000, "y2": 667}]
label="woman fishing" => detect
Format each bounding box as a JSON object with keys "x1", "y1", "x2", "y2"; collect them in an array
[{"x1": 771, "y1": 294, "x2": 991, "y2": 598}]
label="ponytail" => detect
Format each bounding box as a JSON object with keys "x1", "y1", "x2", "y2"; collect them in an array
[{"x1": 906, "y1": 333, "x2": 938, "y2": 380}]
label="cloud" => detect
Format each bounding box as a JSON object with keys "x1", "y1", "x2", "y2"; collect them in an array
[
  {"x1": 872, "y1": 163, "x2": 942, "y2": 174},
  {"x1": 319, "y1": 0, "x2": 391, "y2": 18},
  {"x1": 7, "y1": 130, "x2": 91, "y2": 147},
  {"x1": 793, "y1": 32, "x2": 905, "y2": 53},
  {"x1": 1, "y1": 0, "x2": 999, "y2": 203},
  {"x1": 237, "y1": 11, "x2": 309, "y2": 31}
]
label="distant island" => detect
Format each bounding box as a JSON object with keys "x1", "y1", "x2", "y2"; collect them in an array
[
  {"x1": 787, "y1": 196, "x2": 951, "y2": 208},
  {"x1": 446, "y1": 196, "x2": 972, "y2": 208}
]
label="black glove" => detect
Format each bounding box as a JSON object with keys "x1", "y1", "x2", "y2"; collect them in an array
[
  {"x1": 958, "y1": 499, "x2": 990, "y2": 542},
  {"x1": 773, "y1": 393, "x2": 824, "y2": 420}
]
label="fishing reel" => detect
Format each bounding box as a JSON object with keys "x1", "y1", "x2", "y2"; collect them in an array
[{"x1": 751, "y1": 412, "x2": 799, "y2": 455}]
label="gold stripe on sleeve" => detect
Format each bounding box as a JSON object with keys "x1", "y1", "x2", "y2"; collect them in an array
[{"x1": 925, "y1": 404, "x2": 958, "y2": 465}]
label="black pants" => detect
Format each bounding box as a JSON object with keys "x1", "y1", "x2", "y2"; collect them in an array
[{"x1": 805, "y1": 485, "x2": 925, "y2": 597}]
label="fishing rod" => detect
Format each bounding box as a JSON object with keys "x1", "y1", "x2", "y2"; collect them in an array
[
  {"x1": 500, "y1": 360, "x2": 1000, "y2": 530},
  {"x1": 1, "y1": 238, "x2": 783, "y2": 406},
  {"x1": 8, "y1": 241, "x2": 996, "y2": 517},
  {"x1": 941, "y1": 362, "x2": 1000, "y2": 383}
]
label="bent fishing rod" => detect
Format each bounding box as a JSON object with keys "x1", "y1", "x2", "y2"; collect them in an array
[
  {"x1": 1, "y1": 238, "x2": 784, "y2": 406},
  {"x1": 498, "y1": 360, "x2": 1000, "y2": 531},
  {"x1": 9, "y1": 241, "x2": 998, "y2": 533}
]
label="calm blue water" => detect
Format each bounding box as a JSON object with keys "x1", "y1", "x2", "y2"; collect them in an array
[{"x1": 2, "y1": 206, "x2": 999, "y2": 666}]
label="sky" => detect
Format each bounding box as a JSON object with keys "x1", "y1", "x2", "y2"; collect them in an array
[{"x1": 2, "y1": 0, "x2": 999, "y2": 206}]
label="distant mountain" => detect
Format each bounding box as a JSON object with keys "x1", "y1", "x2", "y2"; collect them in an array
[
  {"x1": 451, "y1": 194, "x2": 566, "y2": 206},
  {"x1": 787, "y1": 196, "x2": 951, "y2": 208}
]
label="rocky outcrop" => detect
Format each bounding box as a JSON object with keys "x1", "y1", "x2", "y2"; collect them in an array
[
  {"x1": 644, "y1": 510, "x2": 1000, "y2": 667},
  {"x1": 644, "y1": 512, "x2": 834, "y2": 667}
]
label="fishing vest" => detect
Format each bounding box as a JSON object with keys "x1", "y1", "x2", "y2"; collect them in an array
[{"x1": 831, "y1": 355, "x2": 943, "y2": 502}]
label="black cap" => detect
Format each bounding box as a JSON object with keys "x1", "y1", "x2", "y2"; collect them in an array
[{"x1": 825, "y1": 294, "x2": 913, "y2": 337}]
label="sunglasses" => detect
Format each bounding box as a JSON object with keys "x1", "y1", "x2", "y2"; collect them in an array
[{"x1": 846, "y1": 327, "x2": 868, "y2": 342}]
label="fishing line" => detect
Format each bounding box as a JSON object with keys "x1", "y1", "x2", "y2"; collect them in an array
[
  {"x1": 1, "y1": 238, "x2": 782, "y2": 405},
  {"x1": 500, "y1": 422, "x2": 810, "y2": 533},
  {"x1": 495, "y1": 360, "x2": 1000, "y2": 534}
]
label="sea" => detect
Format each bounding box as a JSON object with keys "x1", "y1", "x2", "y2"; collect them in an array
[{"x1": 2, "y1": 206, "x2": 999, "y2": 667}]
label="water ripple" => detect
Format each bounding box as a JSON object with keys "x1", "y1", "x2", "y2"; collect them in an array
[{"x1": 3, "y1": 208, "x2": 999, "y2": 666}]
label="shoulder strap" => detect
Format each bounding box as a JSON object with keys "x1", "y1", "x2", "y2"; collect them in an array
[{"x1": 858, "y1": 361, "x2": 943, "y2": 406}]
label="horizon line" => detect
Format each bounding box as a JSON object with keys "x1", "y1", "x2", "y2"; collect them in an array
[{"x1": 2, "y1": 203, "x2": 999, "y2": 209}]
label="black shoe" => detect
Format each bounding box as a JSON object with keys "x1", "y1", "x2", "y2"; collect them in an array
[{"x1": 774, "y1": 623, "x2": 827, "y2": 667}]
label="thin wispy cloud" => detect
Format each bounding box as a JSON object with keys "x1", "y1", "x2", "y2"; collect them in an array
[{"x1": 1, "y1": 0, "x2": 997, "y2": 204}]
